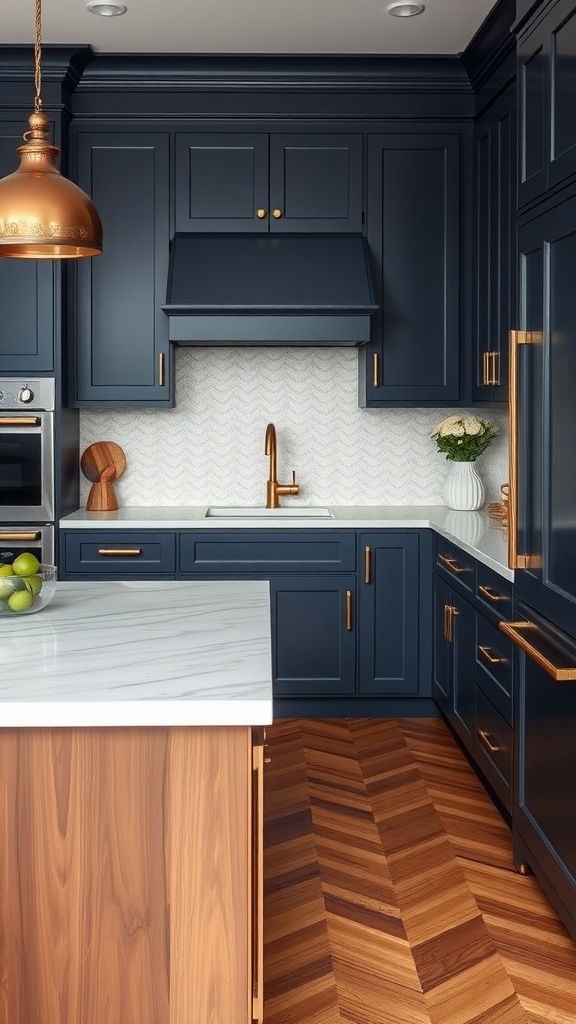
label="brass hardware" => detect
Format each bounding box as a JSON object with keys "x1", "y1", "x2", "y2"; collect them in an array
[
  {"x1": 447, "y1": 605, "x2": 458, "y2": 643},
  {"x1": 443, "y1": 604, "x2": 449, "y2": 641},
  {"x1": 158, "y1": 352, "x2": 165, "y2": 387},
  {"x1": 509, "y1": 330, "x2": 542, "y2": 569},
  {"x1": 373, "y1": 352, "x2": 380, "y2": 388},
  {"x1": 478, "y1": 584, "x2": 505, "y2": 602},
  {"x1": 438, "y1": 553, "x2": 467, "y2": 574},
  {"x1": 346, "y1": 590, "x2": 353, "y2": 631},
  {"x1": 477, "y1": 729, "x2": 500, "y2": 753},
  {"x1": 272, "y1": 209, "x2": 283, "y2": 219},
  {"x1": 0, "y1": 0, "x2": 102, "y2": 259},
  {"x1": 483, "y1": 351, "x2": 501, "y2": 386},
  {"x1": 256, "y1": 208, "x2": 267, "y2": 219},
  {"x1": 365, "y1": 546, "x2": 371, "y2": 585},
  {"x1": 97, "y1": 548, "x2": 142, "y2": 556},
  {"x1": 0, "y1": 416, "x2": 39, "y2": 426},
  {"x1": 499, "y1": 620, "x2": 576, "y2": 681},
  {"x1": 516, "y1": 862, "x2": 532, "y2": 876},
  {"x1": 264, "y1": 422, "x2": 299, "y2": 509},
  {"x1": 478, "y1": 645, "x2": 503, "y2": 665},
  {"x1": 482, "y1": 350, "x2": 489, "y2": 386},
  {"x1": 490, "y1": 351, "x2": 500, "y2": 385},
  {"x1": 252, "y1": 741, "x2": 264, "y2": 1024},
  {"x1": 0, "y1": 531, "x2": 41, "y2": 541}
]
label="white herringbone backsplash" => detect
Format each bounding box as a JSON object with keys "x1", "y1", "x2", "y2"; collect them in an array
[{"x1": 79, "y1": 347, "x2": 509, "y2": 507}]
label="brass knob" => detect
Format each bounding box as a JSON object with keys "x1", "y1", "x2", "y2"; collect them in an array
[
  {"x1": 272, "y1": 209, "x2": 283, "y2": 219},
  {"x1": 256, "y1": 208, "x2": 267, "y2": 219}
]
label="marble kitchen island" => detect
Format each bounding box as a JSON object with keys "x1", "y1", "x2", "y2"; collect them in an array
[{"x1": 0, "y1": 579, "x2": 272, "y2": 1024}]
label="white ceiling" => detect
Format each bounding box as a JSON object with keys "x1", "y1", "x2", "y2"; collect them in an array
[{"x1": 1, "y1": 0, "x2": 499, "y2": 56}]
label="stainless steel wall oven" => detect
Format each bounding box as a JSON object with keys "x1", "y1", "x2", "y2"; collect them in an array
[
  {"x1": 0, "y1": 524, "x2": 55, "y2": 568},
  {"x1": 0, "y1": 378, "x2": 54, "y2": 523}
]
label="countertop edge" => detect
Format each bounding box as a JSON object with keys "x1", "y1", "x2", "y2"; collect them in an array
[{"x1": 0, "y1": 699, "x2": 274, "y2": 728}]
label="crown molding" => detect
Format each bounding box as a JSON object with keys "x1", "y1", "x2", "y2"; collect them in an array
[{"x1": 461, "y1": 0, "x2": 516, "y2": 93}]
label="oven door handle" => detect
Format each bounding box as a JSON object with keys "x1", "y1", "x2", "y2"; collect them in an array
[
  {"x1": 0, "y1": 417, "x2": 40, "y2": 427},
  {"x1": 0, "y1": 531, "x2": 42, "y2": 542}
]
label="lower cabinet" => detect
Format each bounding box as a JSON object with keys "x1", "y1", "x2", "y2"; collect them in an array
[
  {"x1": 433, "y1": 580, "x2": 476, "y2": 747},
  {"x1": 0, "y1": 725, "x2": 263, "y2": 1024}
]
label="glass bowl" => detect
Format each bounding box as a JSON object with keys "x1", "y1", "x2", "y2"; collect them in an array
[{"x1": 0, "y1": 564, "x2": 57, "y2": 616}]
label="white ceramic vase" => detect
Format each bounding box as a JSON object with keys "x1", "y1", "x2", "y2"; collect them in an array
[{"x1": 443, "y1": 460, "x2": 485, "y2": 511}]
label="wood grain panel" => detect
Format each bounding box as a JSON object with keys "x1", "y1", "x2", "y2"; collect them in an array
[
  {"x1": 264, "y1": 719, "x2": 576, "y2": 1024},
  {"x1": 0, "y1": 726, "x2": 253, "y2": 1024}
]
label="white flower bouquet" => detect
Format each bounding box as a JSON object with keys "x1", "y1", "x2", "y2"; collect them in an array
[{"x1": 432, "y1": 415, "x2": 498, "y2": 462}]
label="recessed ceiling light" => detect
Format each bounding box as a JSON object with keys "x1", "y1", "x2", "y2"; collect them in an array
[
  {"x1": 387, "y1": 2, "x2": 425, "y2": 16},
  {"x1": 86, "y1": 1, "x2": 128, "y2": 15}
]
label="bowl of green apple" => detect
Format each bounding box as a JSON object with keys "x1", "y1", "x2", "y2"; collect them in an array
[{"x1": 0, "y1": 554, "x2": 57, "y2": 615}]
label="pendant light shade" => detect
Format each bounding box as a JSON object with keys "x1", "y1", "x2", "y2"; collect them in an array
[{"x1": 0, "y1": 0, "x2": 103, "y2": 259}]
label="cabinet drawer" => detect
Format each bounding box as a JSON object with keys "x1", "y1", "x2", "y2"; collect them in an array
[
  {"x1": 435, "y1": 537, "x2": 475, "y2": 593},
  {"x1": 63, "y1": 531, "x2": 176, "y2": 575},
  {"x1": 179, "y1": 531, "x2": 356, "y2": 575},
  {"x1": 475, "y1": 615, "x2": 513, "y2": 724},
  {"x1": 475, "y1": 563, "x2": 513, "y2": 623},
  {"x1": 475, "y1": 687, "x2": 512, "y2": 813}
]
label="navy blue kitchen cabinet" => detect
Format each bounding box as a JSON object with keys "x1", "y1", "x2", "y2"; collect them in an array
[
  {"x1": 63, "y1": 530, "x2": 177, "y2": 575},
  {"x1": 433, "y1": 576, "x2": 476, "y2": 748},
  {"x1": 509, "y1": 602, "x2": 576, "y2": 941},
  {"x1": 514, "y1": 192, "x2": 576, "y2": 643},
  {"x1": 271, "y1": 576, "x2": 357, "y2": 696},
  {"x1": 358, "y1": 532, "x2": 420, "y2": 694},
  {"x1": 517, "y1": 0, "x2": 576, "y2": 208},
  {"x1": 471, "y1": 82, "x2": 516, "y2": 403},
  {"x1": 361, "y1": 133, "x2": 462, "y2": 407},
  {"x1": 69, "y1": 131, "x2": 172, "y2": 407},
  {"x1": 174, "y1": 132, "x2": 363, "y2": 234},
  {"x1": 0, "y1": 117, "x2": 55, "y2": 375}
]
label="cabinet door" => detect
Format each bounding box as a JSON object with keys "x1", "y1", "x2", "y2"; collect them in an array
[
  {"x1": 432, "y1": 576, "x2": 453, "y2": 713},
  {"x1": 472, "y1": 84, "x2": 516, "y2": 402},
  {"x1": 0, "y1": 118, "x2": 55, "y2": 374},
  {"x1": 548, "y1": 0, "x2": 576, "y2": 191},
  {"x1": 517, "y1": 18, "x2": 548, "y2": 206},
  {"x1": 363, "y1": 133, "x2": 461, "y2": 406},
  {"x1": 269, "y1": 134, "x2": 363, "y2": 233},
  {"x1": 71, "y1": 132, "x2": 172, "y2": 406},
  {"x1": 175, "y1": 133, "x2": 269, "y2": 232},
  {"x1": 358, "y1": 533, "x2": 419, "y2": 694},
  {"x1": 271, "y1": 576, "x2": 356, "y2": 696},
  {"x1": 515, "y1": 196, "x2": 576, "y2": 642},
  {"x1": 451, "y1": 591, "x2": 476, "y2": 747}
]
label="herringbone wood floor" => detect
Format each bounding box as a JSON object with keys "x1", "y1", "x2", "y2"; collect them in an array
[{"x1": 264, "y1": 718, "x2": 576, "y2": 1024}]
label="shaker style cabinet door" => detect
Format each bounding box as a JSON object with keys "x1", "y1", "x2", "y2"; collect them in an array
[
  {"x1": 174, "y1": 132, "x2": 363, "y2": 233},
  {"x1": 0, "y1": 117, "x2": 55, "y2": 374},
  {"x1": 70, "y1": 132, "x2": 172, "y2": 406},
  {"x1": 514, "y1": 194, "x2": 576, "y2": 643},
  {"x1": 362, "y1": 133, "x2": 461, "y2": 406}
]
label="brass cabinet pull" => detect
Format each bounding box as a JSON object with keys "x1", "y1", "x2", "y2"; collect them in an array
[
  {"x1": 499, "y1": 620, "x2": 576, "y2": 681},
  {"x1": 256, "y1": 208, "x2": 267, "y2": 219},
  {"x1": 508, "y1": 330, "x2": 541, "y2": 569},
  {"x1": 365, "y1": 546, "x2": 371, "y2": 585},
  {"x1": 447, "y1": 605, "x2": 458, "y2": 643},
  {"x1": 490, "y1": 351, "x2": 500, "y2": 385},
  {"x1": 272, "y1": 209, "x2": 283, "y2": 219},
  {"x1": 482, "y1": 350, "x2": 490, "y2": 386},
  {"x1": 251, "y1": 740, "x2": 264, "y2": 1024},
  {"x1": 158, "y1": 352, "x2": 165, "y2": 387},
  {"x1": 478, "y1": 645, "x2": 503, "y2": 665},
  {"x1": 478, "y1": 729, "x2": 500, "y2": 753},
  {"x1": 346, "y1": 590, "x2": 353, "y2": 631},
  {"x1": 97, "y1": 548, "x2": 142, "y2": 556},
  {"x1": 482, "y1": 351, "x2": 501, "y2": 386},
  {"x1": 0, "y1": 416, "x2": 39, "y2": 426},
  {"x1": 478, "y1": 584, "x2": 505, "y2": 602},
  {"x1": 438, "y1": 553, "x2": 467, "y2": 574},
  {"x1": 443, "y1": 603, "x2": 449, "y2": 641},
  {"x1": 373, "y1": 352, "x2": 380, "y2": 388},
  {"x1": 0, "y1": 531, "x2": 41, "y2": 541}
]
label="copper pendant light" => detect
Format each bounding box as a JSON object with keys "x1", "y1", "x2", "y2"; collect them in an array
[{"x1": 0, "y1": 0, "x2": 103, "y2": 259}]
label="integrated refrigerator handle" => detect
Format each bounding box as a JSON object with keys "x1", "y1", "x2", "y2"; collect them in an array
[
  {"x1": 508, "y1": 329, "x2": 521, "y2": 570},
  {"x1": 499, "y1": 621, "x2": 576, "y2": 682}
]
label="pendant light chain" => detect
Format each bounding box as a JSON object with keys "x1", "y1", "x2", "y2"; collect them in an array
[{"x1": 34, "y1": 0, "x2": 43, "y2": 112}]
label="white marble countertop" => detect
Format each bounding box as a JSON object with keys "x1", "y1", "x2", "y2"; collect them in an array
[
  {"x1": 0, "y1": 580, "x2": 273, "y2": 728},
  {"x1": 61, "y1": 505, "x2": 512, "y2": 580}
]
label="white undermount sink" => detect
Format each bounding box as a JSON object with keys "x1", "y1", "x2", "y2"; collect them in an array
[{"x1": 204, "y1": 506, "x2": 334, "y2": 519}]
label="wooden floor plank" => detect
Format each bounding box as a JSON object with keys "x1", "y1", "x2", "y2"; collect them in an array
[{"x1": 264, "y1": 719, "x2": 576, "y2": 1024}]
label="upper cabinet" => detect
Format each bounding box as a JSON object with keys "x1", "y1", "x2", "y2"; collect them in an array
[
  {"x1": 517, "y1": 0, "x2": 576, "y2": 208},
  {"x1": 471, "y1": 83, "x2": 516, "y2": 403},
  {"x1": 174, "y1": 132, "x2": 363, "y2": 233},
  {"x1": 361, "y1": 132, "x2": 462, "y2": 407},
  {"x1": 0, "y1": 117, "x2": 55, "y2": 375},
  {"x1": 69, "y1": 131, "x2": 173, "y2": 407}
]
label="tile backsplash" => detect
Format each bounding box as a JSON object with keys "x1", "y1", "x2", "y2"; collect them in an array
[{"x1": 79, "y1": 347, "x2": 509, "y2": 507}]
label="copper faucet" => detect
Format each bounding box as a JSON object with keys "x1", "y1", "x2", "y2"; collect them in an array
[{"x1": 264, "y1": 423, "x2": 299, "y2": 509}]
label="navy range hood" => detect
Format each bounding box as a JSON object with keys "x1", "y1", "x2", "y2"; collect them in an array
[{"x1": 162, "y1": 233, "x2": 378, "y2": 345}]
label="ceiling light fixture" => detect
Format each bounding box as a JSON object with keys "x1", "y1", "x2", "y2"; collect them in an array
[
  {"x1": 0, "y1": 0, "x2": 102, "y2": 258},
  {"x1": 387, "y1": 2, "x2": 425, "y2": 16},
  {"x1": 86, "y1": 1, "x2": 128, "y2": 15}
]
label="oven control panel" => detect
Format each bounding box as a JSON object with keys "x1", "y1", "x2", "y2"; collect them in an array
[{"x1": 0, "y1": 378, "x2": 55, "y2": 411}]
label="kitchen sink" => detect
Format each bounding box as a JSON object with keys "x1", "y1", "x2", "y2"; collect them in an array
[{"x1": 204, "y1": 506, "x2": 334, "y2": 519}]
